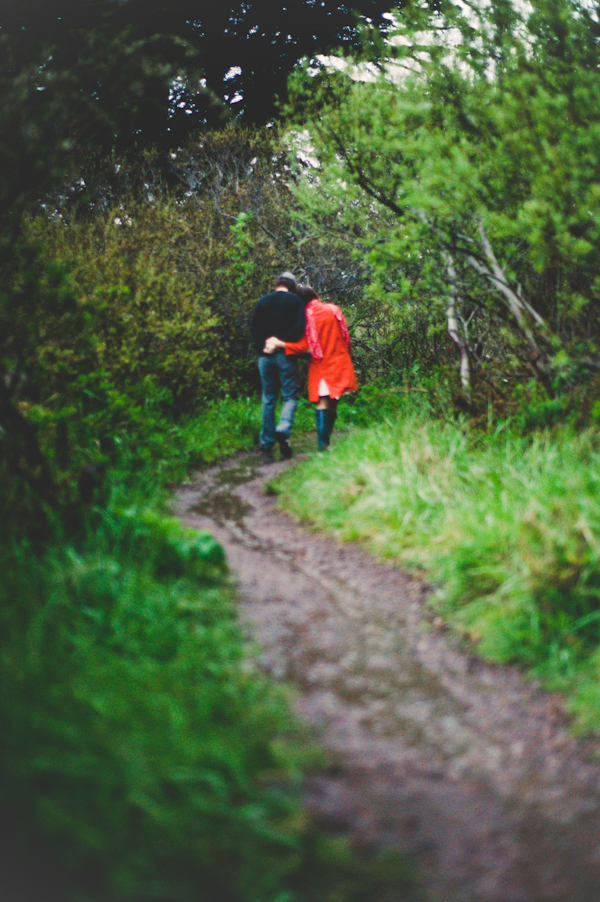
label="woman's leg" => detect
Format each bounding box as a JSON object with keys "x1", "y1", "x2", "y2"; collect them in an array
[
  {"x1": 315, "y1": 396, "x2": 330, "y2": 451},
  {"x1": 326, "y1": 398, "x2": 338, "y2": 442}
]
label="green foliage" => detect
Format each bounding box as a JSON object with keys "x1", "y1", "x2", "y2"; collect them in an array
[
  {"x1": 23, "y1": 128, "x2": 306, "y2": 416},
  {"x1": 0, "y1": 129, "x2": 277, "y2": 536},
  {"x1": 1, "y1": 501, "x2": 295, "y2": 902},
  {"x1": 274, "y1": 406, "x2": 600, "y2": 732},
  {"x1": 27, "y1": 201, "x2": 222, "y2": 410},
  {"x1": 0, "y1": 0, "x2": 397, "y2": 143},
  {"x1": 330, "y1": 380, "x2": 425, "y2": 429},
  {"x1": 286, "y1": 0, "x2": 600, "y2": 413},
  {"x1": 0, "y1": 13, "x2": 202, "y2": 224}
]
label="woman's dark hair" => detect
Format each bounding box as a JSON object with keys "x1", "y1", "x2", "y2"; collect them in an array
[{"x1": 297, "y1": 284, "x2": 318, "y2": 304}]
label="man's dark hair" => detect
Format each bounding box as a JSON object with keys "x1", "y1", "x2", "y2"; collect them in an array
[
  {"x1": 297, "y1": 284, "x2": 318, "y2": 304},
  {"x1": 275, "y1": 271, "x2": 297, "y2": 292}
]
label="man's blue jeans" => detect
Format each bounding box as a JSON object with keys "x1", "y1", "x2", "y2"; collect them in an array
[{"x1": 258, "y1": 352, "x2": 299, "y2": 450}]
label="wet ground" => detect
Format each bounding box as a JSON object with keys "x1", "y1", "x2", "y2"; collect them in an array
[{"x1": 172, "y1": 445, "x2": 600, "y2": 902}]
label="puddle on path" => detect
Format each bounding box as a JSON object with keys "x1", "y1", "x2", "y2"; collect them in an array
[
  {"x1": 214, "y1": 459, "x2": 259, "y2": 486},
  {"x1": 189, "y1": 488, "x2": 252, "y2": 526}
]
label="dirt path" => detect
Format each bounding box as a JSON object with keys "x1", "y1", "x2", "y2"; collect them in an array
[{"x1": 172, "y1": 447, "x2": 600, "y2": 902}]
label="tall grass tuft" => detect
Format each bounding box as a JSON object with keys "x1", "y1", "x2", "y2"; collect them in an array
[{"x1": 275, "y1": 407, "x2": 600, "y2": 733}]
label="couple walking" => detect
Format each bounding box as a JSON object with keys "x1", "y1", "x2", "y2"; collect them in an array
[{"x1": 250, "y1": 271, "x2": 357, "y2": 463}]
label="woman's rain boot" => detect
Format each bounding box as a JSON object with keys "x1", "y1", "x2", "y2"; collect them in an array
[{"x1": 316, "y1": 408, "x2": 329, "y2": 451}]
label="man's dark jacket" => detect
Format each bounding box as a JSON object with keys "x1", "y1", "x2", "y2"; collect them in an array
[{"x1": 250, "y1": 290, "x2": 305, "y2": 355}]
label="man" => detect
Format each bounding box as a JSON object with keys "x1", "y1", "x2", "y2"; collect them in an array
[{"x1": 250, "y1": 271, "x2": 305, "y2": 462}]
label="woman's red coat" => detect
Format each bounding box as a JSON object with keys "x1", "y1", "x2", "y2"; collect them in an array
[{"x1": 285, "y1": 300, "x2": 358, "y2": 402}]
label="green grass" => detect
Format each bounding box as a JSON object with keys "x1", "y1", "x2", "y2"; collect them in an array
[
  {"x1": 1, "y1": 497, "x2": 305, "y2": 902},
  {"x1": 274, "y1": 406, "x2": 600, "y2": 734}
]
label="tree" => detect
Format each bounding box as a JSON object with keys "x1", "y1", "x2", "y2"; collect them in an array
[
  {"x1": 0, "y1": 0, "x2": 397, "y2": 151},
  {"x1": 287, "y1": 0, "x2": 600, "y2": 408}
]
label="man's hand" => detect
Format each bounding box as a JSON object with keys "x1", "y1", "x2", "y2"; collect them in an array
[{"x1": 263, "y1": 336, "x2": 284, "y2": 354}]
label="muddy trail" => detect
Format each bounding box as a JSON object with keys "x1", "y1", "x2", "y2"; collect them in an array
[{"x1": 172, "y1": 445, "x2": 600, "y2": 902}]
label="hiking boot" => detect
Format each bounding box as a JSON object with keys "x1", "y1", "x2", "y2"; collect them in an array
[{"x1": 275, "y1": 431, "x2": 293, "y2": 460}]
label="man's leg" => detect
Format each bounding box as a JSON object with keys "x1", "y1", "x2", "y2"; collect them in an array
[
  {"x1": 258, "y1": 356, "x2": 279, "y2": 452},
  {"x1": 275, "y1": 353, "x2": 299, "y2": 437}
]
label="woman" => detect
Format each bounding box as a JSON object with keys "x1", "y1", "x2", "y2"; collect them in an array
[{"x1": 264, "y1": 285, "x2": 357, "y2": 450}]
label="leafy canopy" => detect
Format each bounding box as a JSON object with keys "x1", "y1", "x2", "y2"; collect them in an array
[
  {"x1": 0, "y1": 0, "x2": 396, "y2": 150},
  {"x1": 287, "y1": 0, "x2": 600, "y2": 404}
]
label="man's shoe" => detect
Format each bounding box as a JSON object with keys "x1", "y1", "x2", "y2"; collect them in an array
[
  {"x1": 259, "y1": 448, "x2": 274, "y2": 465},
  {"x1": 275, "y1": 432, "x2": 293, "y2": 460}
]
